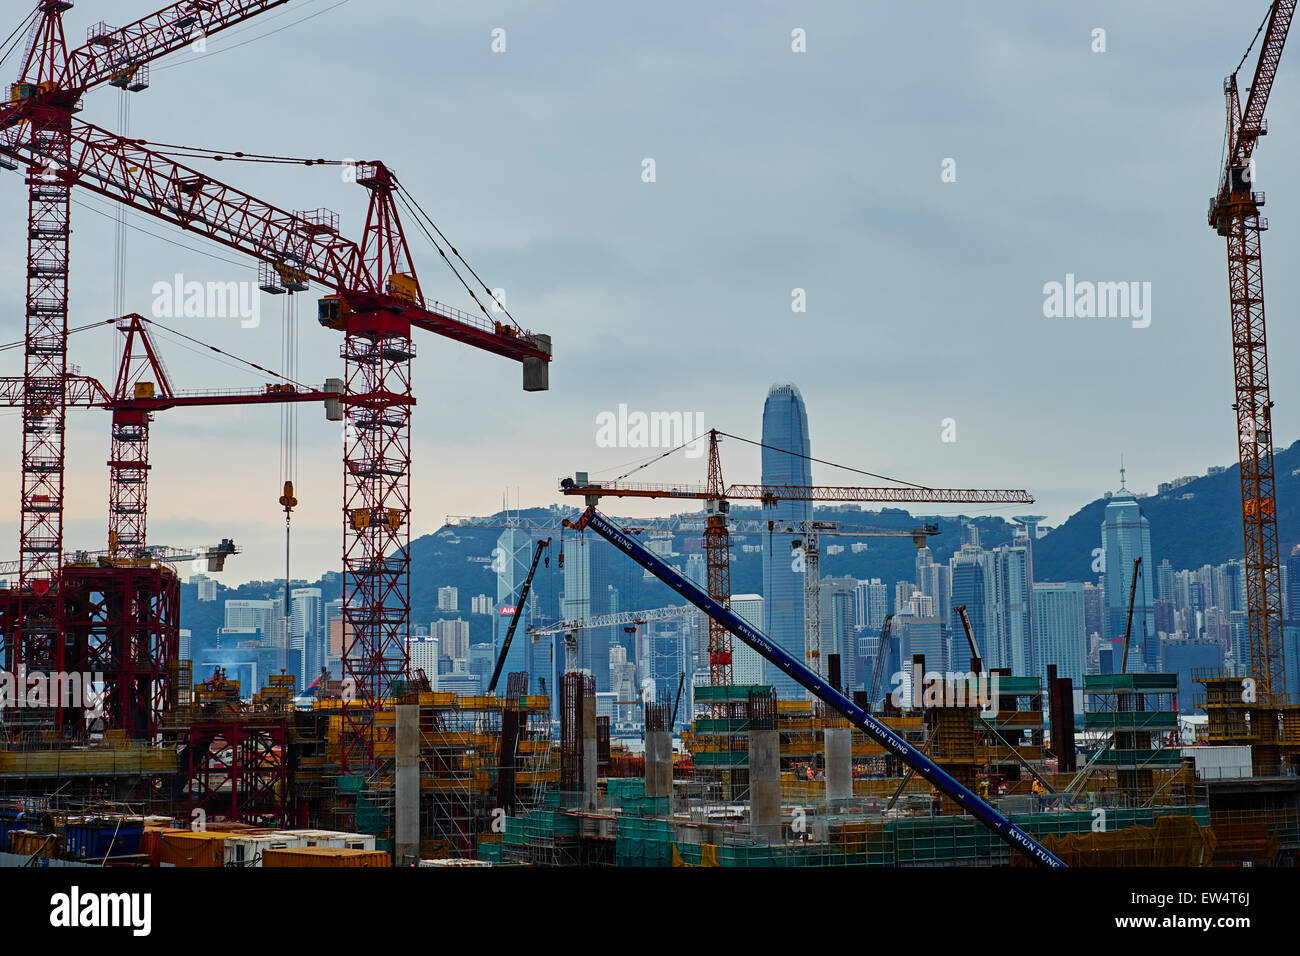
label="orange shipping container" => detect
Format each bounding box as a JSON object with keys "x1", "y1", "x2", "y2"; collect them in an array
[
  {"x1": 155, "y1": 830, "x2": 228, "y2": 868},
  {"x1": 7, "y1": 829, "x2": 59, "y2": 858},
  {"x1": 262, "y1": 846, "x2": 390, "y2": 868}
]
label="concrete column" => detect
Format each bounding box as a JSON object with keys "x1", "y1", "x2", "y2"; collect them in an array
[
  {"x1": 645, "y1": 730, "x2": 672, "y2": 802},
  {"x1": 748, "y1": 728, "x2": 781, "y2": 843},
  {"x1": 582, "y1": 693, "x2": 598, "y2": 810},
  {"x1": 824, "y1": 727, "x2": 852, "y2": 803},
  {"x1": 395, "y1": 703, "x2": 420, "y2": 865}
]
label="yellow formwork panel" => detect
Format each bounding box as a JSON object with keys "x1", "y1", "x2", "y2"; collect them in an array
[{"x1": 0, "y1": 747, "x2": 178, "y2": 776}]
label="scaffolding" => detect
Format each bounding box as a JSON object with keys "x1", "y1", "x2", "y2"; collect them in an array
[
  {"x1": 1083, "y1": 674, "x2": 1182, "y2": 803},
  {"x1": 1193, "y1": 668, "x2": 1300, "y2": 776}
]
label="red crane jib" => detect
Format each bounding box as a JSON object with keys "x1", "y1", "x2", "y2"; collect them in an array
[{"x1": 0, "y1": 114, "x2": 549, "y2": 364}]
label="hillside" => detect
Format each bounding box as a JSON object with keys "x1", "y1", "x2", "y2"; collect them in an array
[{"x1": 1032, "y1": 439, "x2": 1300, "y2": 581}]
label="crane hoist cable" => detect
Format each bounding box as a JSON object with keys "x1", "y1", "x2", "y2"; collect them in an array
[
  {"x1": 113, "y1": 87, "x2": 132, "y2": 376},
  {"x1": 278, "y1": 292, "x2": 300, "y2": 624}
]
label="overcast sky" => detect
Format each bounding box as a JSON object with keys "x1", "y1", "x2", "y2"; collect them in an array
[{"x1": 1, "y1": 0, "x2": 1295, "y2": 584}]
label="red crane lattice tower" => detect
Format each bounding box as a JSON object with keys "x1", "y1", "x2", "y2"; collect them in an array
[
  {"x1": 702, "y1": 431, "x2": 733, "y2": 686},
  {"x1": 14, "y1": 5, "x2": 76, "y2": 705},
  {"x1": 4, "y1": 0, "x2": 294, "y2": 732}
]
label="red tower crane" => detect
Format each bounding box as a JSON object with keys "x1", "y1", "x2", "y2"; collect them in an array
[
  {"x1": 2, "y1": 3, "x2": 553, "y2": 767},
  {"x1": 0, "y1": 311, "x2": 344, "y2": 738},
  {"x1": 2, "y1": 0, "x2": 296, "y2": 739},
  {"x1": 561, "y1": 429, "x2": 1033, "y2": 687},
  {"x1": 100, "y1": 313, "x2": 344, "y2": 560},
  {"x1": 1208, "y1": 1, "x2": 1296, "y2": 704}
]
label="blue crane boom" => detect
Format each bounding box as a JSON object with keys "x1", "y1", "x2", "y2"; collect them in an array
[{"x1": 565, "y1": 505, "x2": 1066, "y2": 868}]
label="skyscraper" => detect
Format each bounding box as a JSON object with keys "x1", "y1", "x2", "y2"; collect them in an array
[
  {"x1": 495, "y1": 527, "x2": 535, "y2": 689},
  {"x1": 854, "y1": 578, "x2": 888, "y2": 630},
  {"x1": 1100, "y1": 483, "x2": 1156, "y2": 671},
  {"x1": 950, "y1": 547, "x2": 990, "y2": 664},
  {"x1": 727, "y1": 595, "x2": 766, "y2": 685},
  {"x1": 994, "y1": 545, "x2": 1032, "y2": 676},
  {"x1": 1032, "y1": 582, "x2": 1087, "y2": 687},
  {"x1": 291, "y1": 587, "x2": 324, "y2": 685},
  {"x1": 759, "y1": 383, "x2": 811, "y2": 700}
]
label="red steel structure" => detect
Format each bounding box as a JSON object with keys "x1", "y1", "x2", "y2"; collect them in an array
[
  {"x1": 1208, "y1": 0, "x2": 1296, "y2": 705},
  {"x1": 2, "y1": 3, "x2": 552, "y2": 767},
  {"x1": 101, "y1": 313, "x2": 342, "y2": 560},
  {"x1": 183, "y1": 718, "x2": 291, "y2": 827},
  {"x1": 702, "y1": 432, "x2": 733, "y2": 685},
  {"x1": 62, "y1": 562, "x2": 180, "y2": 739},
  {"x1": 2, "y1": 314, "x2": 339, "y2": 561},
  {"x1": 0, "y1": 317, "x2": 335, "y2": 738},
  {"x1": 2, "y1": 0, "x2": 295, "y2": 729},
  {"x1": 562, "y1": 429, "x2": 1033, "y2": 687}
]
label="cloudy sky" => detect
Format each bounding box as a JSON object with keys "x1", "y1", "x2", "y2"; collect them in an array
[{"x1": 1, "y1": 0, "x2": 1295, "y2": 584}]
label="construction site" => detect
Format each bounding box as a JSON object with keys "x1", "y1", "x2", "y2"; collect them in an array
[{"x1": 0, "y1": 1, "x2": 1298, "y2": 875}]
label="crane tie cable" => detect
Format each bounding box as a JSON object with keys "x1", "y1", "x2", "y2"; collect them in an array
[
  {"x1": 394, "y1": 181, "x2": 527, "y2": 334},
  {"x1": 1234, "y1": 3, "x2": 1275, "y2": 77},
  {"x1": 715, "y1": 431, "x2": 932, "y2": 489},
  {"x1": 393, "y1": 189, "x2": 508, "y2": 330},
  {"x1": 138, "y1": 316, "x2": 312, "y2": 390}
]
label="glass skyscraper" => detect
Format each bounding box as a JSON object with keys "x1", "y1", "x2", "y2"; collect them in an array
[
  {"x1": 1100, "y1": 488, "x2": 1157, "y2": 671},
  {"x1": 759, "y1": 383, "x2": 812, "y2": 700},
  {"x1": 1032, "y1": 581, "x2": 1087, "y2": 687}
]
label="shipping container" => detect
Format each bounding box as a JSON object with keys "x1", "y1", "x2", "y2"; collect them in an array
[
  {"x1": 64, "y1": 816, "x2": 144, "y2": 861},
  {"x1": 262, "y1": 846, "x2": 390, "y2": 868},
  {"x1": 224, "y1": 832, "x2": 305, "y2": 867},
  {"x1": 155, "y1": 830, "x2": 228, "y2": 867}
]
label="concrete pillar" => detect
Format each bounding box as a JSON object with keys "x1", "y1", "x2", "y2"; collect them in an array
[
  {"x1": 748, "y1": 728, "x2": 781, "y2": 843},
  {"x1": 582, "y1": 693, "x2": 598, "y2": 810},
  {"x1": 824, "y1": 727, "x2": 852, "y2": 803},
  {"x1": 395, "y1": 704, "x2": 420, "y2": 865},
  {"x1": 645, "y1": 730, "x2": 672, "y2": 802}
]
